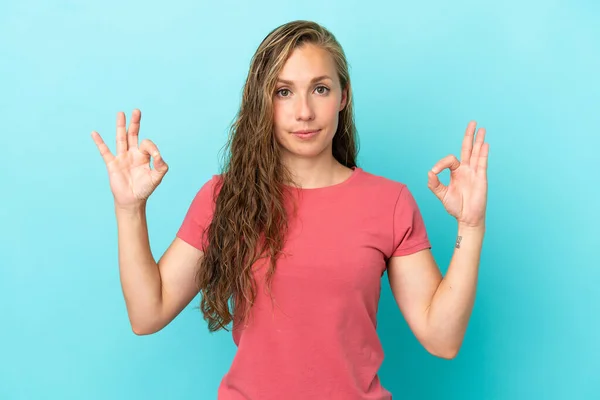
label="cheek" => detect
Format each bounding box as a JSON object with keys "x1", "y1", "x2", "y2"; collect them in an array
[
  {"x1": 273, "y1": 103, "x2": 282, "y2": 127},
  {"x1": 322, "y1": 98, "x2": 341, "y2": 124},
  {"x1": 273, "y1": 103, "x2": 287, "y2": 144},
  {"x1": 273, "y1": 102, "x2": 290, "y2": 127}
]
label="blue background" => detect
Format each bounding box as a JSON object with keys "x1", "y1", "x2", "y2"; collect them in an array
[{"x1": 1, "y1": 0, "x2": 598, "y2": 399}]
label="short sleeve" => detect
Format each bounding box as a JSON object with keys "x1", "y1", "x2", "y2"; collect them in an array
[
  {"x1": 391, "y1": 185, "x2": 432, "y2": 257},
  {"x1": 176, "y1": 175, "x2": 221, "y2": 251}
]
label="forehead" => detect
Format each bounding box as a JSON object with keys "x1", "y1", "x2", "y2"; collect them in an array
[{"x1": 278, "y1": 44, "x2": 337, "y2": 83}]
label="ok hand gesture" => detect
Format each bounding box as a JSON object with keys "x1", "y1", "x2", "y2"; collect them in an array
[
  {"x1": 91, "y1": 109, "x2": 168, "y2": 210},
  {"x1": 427, "y1": 121, "x2": 489, "y2": 229}
]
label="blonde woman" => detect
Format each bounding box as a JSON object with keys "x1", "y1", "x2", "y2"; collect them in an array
[{"x1": 92, "y1": 20, "x2": 489, "y2": 400}]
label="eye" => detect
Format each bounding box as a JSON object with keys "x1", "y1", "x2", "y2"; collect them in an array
[
  {"x1": 315, "y1": 85, "x2": 330, "y2": 95},
  {"x1": 276, "y1": 88, "x2": 291, "y2": 97}
]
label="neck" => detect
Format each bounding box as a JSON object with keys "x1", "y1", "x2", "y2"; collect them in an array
[{"x1": 282, "y1": 153, "x2": 351, "y2": 189}]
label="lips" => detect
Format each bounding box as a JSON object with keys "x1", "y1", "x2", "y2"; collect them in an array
[{"x1": 292, "y1": 129, "x2": 321, "y2": 139}]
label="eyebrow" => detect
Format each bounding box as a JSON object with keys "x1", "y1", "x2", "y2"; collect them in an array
[{"x1": 276, "y1": 75, "x2": 333, "y2": 85}]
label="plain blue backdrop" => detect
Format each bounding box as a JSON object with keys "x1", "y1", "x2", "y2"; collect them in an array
[{"x1": 1, "y1": 0, "x2": 598, "y2": 399}]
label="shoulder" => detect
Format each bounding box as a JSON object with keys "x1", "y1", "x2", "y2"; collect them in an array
[
  {"x1": 352, "y1": 168, "x2": 425, "y2": 212},
  {"x1": 353, "y1": 167, "x2": 408, "y2": 196},
  {"x1": 185, "y1": 173, "x2": 224, "y2": 211},
  {"x1": 197, "y1": 173, "x2": 224, "y2": 195}
]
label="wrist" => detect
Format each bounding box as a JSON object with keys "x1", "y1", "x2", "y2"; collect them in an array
[
  {"x1": 115, "y1": 202, "x2": 147, "y2": 216},
  {"x1": 457, "y1": 221, "x2": 485, "y2": 234},
  {"x1": 455, "y1": 222, "x2": 485, "y2": 250}
]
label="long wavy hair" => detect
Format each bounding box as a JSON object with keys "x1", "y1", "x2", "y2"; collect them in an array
[{"x1": 195, "y1": 20, "x2": 359, "y2": 332}]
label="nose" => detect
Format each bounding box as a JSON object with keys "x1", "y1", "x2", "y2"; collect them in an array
[{"x1": 295, "y1": 94, "x2": 315, "y2": 122}]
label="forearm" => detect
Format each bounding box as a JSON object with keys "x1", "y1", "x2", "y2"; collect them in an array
[
  {"x1": 426, "y1": 223, "x2": 485, "y2": 357},
  {"x1": 115, "y1": 204, "x2": 163, "y2": 333}
]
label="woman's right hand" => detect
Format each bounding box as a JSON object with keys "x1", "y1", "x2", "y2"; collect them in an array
[{"x1": 91, "y1": 109, "x2": 169, "y2": 210}]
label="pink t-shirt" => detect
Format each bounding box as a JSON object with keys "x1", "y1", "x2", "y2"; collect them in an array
[{"x1": 177, "y1": 167, "x2": 431, "y2": 400}]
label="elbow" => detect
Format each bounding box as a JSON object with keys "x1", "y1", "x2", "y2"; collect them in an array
[
  {"x1": 130, "y1": 320, "x2": 163, "y2": 336},
  {"x1": 132, "y1": 325, "x2": 154, "y2": 336},
  {"x1": 128, "y1": 307, "x2": 165, "y2": 336},
  {"x1": 433, "y1": 347, "x2": 459, "y2": 360},
  {"x1": 422, "y1": 329, "x2": 463, "y2": 359},
  {"x1": 425, "y1": 341, "x2": 461, "y2": 360}
]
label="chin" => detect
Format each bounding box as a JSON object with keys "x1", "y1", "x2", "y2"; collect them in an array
[{"x1": 281, "y1": 143, "x2": 333, "y2": 159}]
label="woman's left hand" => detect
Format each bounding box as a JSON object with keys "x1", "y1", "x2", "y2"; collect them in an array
[{"x1": 427, "y1": 121, "x2": 489, "y2": 229}]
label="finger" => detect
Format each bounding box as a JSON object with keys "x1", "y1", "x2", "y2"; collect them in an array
[
  {"x1": 91, "y1": 131, "x2": 115, "y2": 164},
  {"x1": 477, "y1": 142, "x2": 489, "y2": 176},
  {"x1": 431, "y1": 154, "x2": 460, "y2": 174},
  {"x1": 127, "y1": 109, "x2": 141, "y2": 150},
  {"x1": 427, "y1": 170, "x2": 447, "y2": 200},
  {"x1": 139, "y1": 138, "x2": 158, "y2": 160},
  {"x1": 151, "y1": 153, "x2": 169, "y2": 177},
  {"x1": 470, "y1": 127, "x2": 486, "y2": 171},
  {"x1": 460, "y1": 121, "x2": 477, "y2": 164},
  {"x1": 139, "y1": 139, "x2": 169, "y2": 176},
  {"x1": 116, "y1": 111, "x2": 127, "y2": 155}
]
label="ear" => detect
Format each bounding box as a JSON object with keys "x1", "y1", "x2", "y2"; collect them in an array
[{"x1": 339, "y1": 85, "x2": 349, "y2": 112}]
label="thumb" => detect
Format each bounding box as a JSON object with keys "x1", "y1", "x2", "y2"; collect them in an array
[{"x1": 427, "y1": 170, "x2": 446, "y2": 200}]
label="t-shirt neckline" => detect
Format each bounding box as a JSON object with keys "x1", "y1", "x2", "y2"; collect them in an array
[{"x1": 285, "y1": 166, "x2": 362, "y2": 193}]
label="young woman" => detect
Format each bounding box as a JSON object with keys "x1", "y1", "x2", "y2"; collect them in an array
[{"x1": 92, "y1": 20, "x2": 489, "y2": 400}]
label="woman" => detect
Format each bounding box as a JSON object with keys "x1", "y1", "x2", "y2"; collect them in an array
[{"x1": 91, "y1": 20, "x2": 489, "y2": 400}]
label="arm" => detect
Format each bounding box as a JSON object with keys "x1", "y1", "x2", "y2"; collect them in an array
[
  {"x1": 388, "y1": 120, "x2": 489, "y2": 358},
  {"x1": 92, "y1": 109, "x2": 207, "y2": 336},
  {"x1": 116, "y1": 204, "x2": 203, "y2": 335},
  {"x1": 387, "y1": 223, "x2": 484, "y2": 359}
]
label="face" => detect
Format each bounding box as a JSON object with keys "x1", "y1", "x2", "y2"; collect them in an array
[{"x1": 272, "y1": 44, "x2": 347, "y2": 162}]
